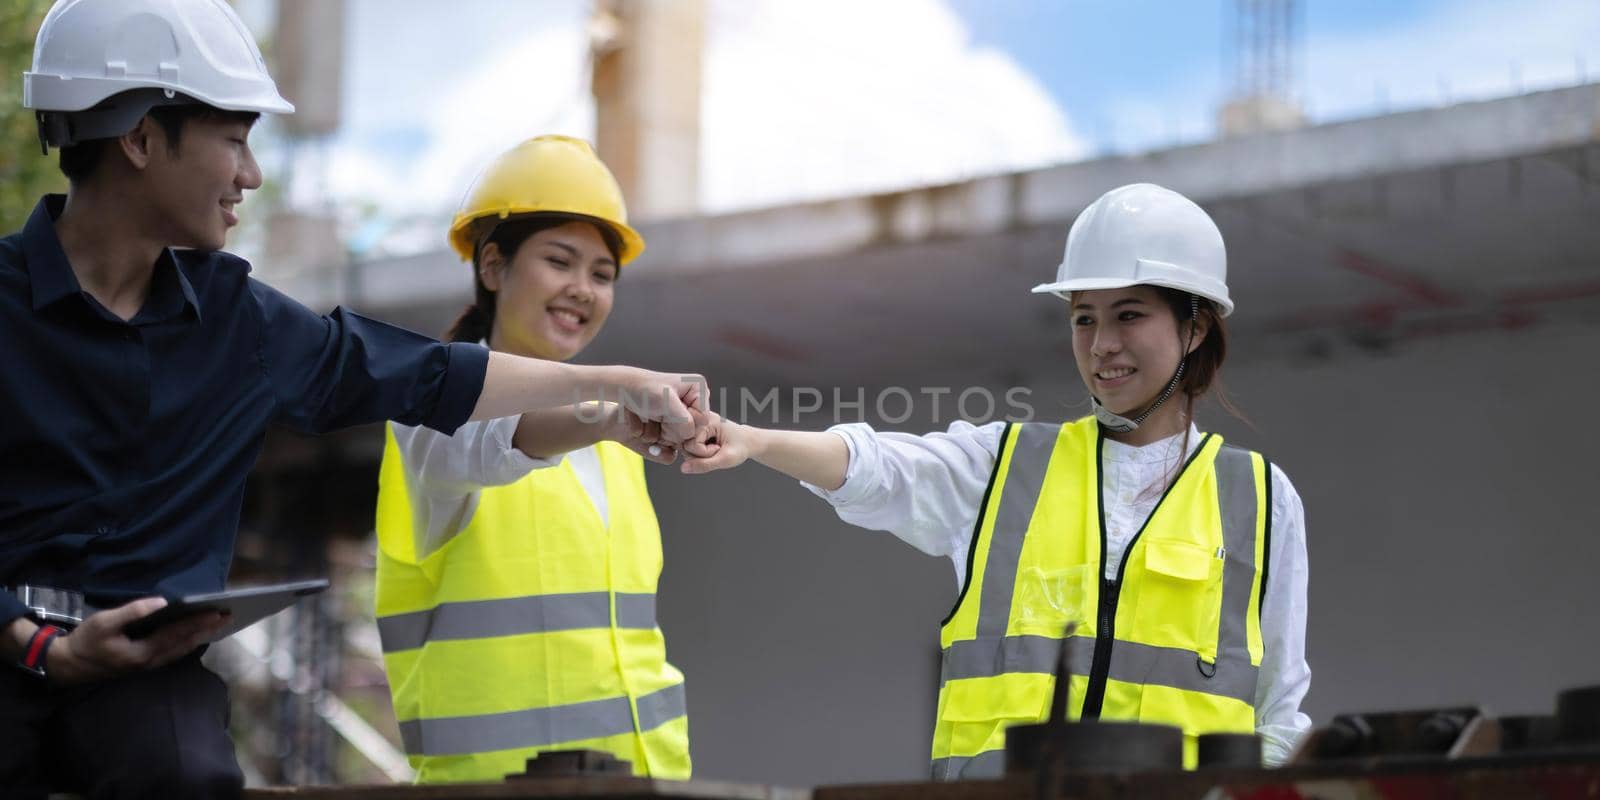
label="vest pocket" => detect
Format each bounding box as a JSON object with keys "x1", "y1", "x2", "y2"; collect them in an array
[
  {"x1": 947, "y1": 676, "x2": 1051, "y2": 719},
  {"x1": 939, "y1": 665, "x2": 1052, "y2": 764},
  {"x1": 1014, "y1": 565, "x2": 1094, "y2": 637},
  {"x1": 1136, "y1": 538, "x2": 1222, "y2": 659}
]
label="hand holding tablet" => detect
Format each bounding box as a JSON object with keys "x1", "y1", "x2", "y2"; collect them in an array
[{"x1": 122, "y1": 579, "x2": 331, "y2": 641}]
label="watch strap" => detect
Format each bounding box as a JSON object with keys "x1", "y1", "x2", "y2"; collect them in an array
[{"x1": 19, "y1": 623, "x2": 65, "y2": 677}]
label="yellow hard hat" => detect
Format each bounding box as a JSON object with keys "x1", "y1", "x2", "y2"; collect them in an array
[{"x1": 447, "y1": 135, "x2": 645, "y2": 265}]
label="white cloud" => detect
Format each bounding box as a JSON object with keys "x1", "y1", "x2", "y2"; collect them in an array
[
  {"x1": 699, "y1": 0, "x2": 1088, "y2": 212},
  {"x1": 316, "y1": 0, "x2": 1084, "y2": 233}
]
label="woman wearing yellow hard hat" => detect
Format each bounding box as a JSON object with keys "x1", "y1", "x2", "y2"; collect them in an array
[
  {"x1": 679, "y1": 184, "x2": 1310, "y2": 777},
  {"x1": 373, "y1": 135, "x2": 690, "y2": 783}
]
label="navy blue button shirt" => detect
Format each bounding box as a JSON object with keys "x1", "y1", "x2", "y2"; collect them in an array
[{"x1": 0, "y1": 195, "x2": 489, "y2": 626}]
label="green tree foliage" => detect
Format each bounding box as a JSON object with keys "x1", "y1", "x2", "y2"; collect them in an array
[{"x1": 0, "y1": 0, "x2": 64, "y2": 233}]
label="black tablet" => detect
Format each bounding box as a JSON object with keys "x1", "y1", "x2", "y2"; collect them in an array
[{"x1": 122, "y1": 579, "x2": 331, "y2": 641}]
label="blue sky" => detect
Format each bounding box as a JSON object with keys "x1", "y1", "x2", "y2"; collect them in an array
[{"x1": 948, "y1": 0, "x2": 1600, "y2": 154}]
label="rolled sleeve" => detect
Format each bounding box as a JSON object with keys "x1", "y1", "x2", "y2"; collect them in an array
[
  {"x1": 801, "y1": 424, "x2": 878, "y2": 505},
  {"x1": 426, "y1": 342, "x2": 490, "y2": 434},
  {"x1": 395, "y1": 415, "x2": 562, "y2": 498},
  {"x1": 1260, "y1": 723, "x2": 1305, "y2": 767},
  {"x1": 249, "y1": 279, "x2": 489, "y2": 435},
  {"x1": 480, "y1": 413, "x2": 560, "y2": 477}
]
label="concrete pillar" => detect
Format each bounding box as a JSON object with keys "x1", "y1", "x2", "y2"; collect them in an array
[
  {"x1": 262, "y1": 0, "x2": 347, "y2": 304},
  {"x1": 272, "y1": 0, "x2": 345, "y2": 138},
  {"x1": 591, "y1": 0, "x2": 704, "y2": 220}
]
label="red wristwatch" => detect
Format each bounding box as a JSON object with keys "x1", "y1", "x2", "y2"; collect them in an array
[{"x1": 18, "y1": 623, "x2": 65, "y2": 678}]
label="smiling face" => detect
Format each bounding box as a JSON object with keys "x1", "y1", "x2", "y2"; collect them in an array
[
  {"x1": 1070, "y1": 285, "x2": 1206, "y2": 416},
  {"x1": 482, "y1": 221, "x2": 619, "y2": 361},
  {"x1": 139, "y1": 115, "x2": 261, "y2": 252}
]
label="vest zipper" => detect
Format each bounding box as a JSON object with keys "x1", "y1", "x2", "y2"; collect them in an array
[
  {"x1": 1081, "y1": 429, "x2": 1114, "y2": 719},
  {"x1": 1081, "y1": 577, "x2": 1120, "y2": 718},
  {"x1": 1078, "y1": 430, "x2": 1215, "y2": 720}
]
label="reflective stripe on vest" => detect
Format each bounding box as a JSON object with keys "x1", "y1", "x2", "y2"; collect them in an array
[
  {"x1": 399, "y1": 682, "x2": 687, "y2": 757},
  {"x1": 931, "y1": 750, "x2": 1007, "y2": 782},
  {"x1": 378, "y1": 591, "x2": 659, "y2": 652},
  {"x1": 932, "y1": 418, "x2": 1266, "y2": 780},
  {"x1": 940, "y1": 633, "x2": 1255, "y2": 705}
]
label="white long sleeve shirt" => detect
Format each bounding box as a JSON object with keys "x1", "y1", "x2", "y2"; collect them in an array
[
  {"x1": 802, "y1": 420, "x2": 1312, "y2": 765},
  {"x1": 390, "y1": 416, "x2": 609, "y2": 559}
]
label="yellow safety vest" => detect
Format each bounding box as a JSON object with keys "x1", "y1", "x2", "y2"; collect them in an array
[
  {"x1": 374, "y1": 426, "x2": 690, "y2": 783},
  {"x1": 932, "y1": 418, "x2": 1269, "y2": 779}
]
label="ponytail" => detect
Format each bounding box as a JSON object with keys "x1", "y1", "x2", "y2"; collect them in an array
[
  {"x1": 445, "y1": 304, "x2": 491, "y2": 344},
  {"x1": 445, "y1": 277, "x2": 497, "y2": 343},
  {"x1": 1155, "y1": 287, "x2": 1249, "y2": 426}
]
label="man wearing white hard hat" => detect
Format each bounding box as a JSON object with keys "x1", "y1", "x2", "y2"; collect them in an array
[
  {"x1": 679, "y1": 184, "x2": 1312, "y2": 776},
  {"x1": 0, "y1": 2, "x2": 708, "y2": 795}
]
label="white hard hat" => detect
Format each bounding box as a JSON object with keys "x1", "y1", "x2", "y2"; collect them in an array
[
  {"x1": 1032, "y1": 183, "x2": 1232, "y2": 317},
  {"x1": 24, "y1": 0, "x2": 293, "y2": 147}
]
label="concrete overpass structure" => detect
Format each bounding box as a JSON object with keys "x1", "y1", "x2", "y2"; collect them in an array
[{"x1": 314, "y1": 82, "x2": 1600, "y2": 392}]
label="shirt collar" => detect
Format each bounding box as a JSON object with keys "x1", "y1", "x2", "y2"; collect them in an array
[
  {"x1": 1102, "y1": 422, "x2": 1202, "y2": 464},
  {"x1": 138, "y1": 247, "x2": 203, "y2": 324},
  {"x1": 22, "y1": 194, "x2": 202, "y2": 323},
  {"x1": 22, "y1": 196, "x2": 78, "y2": 310}
]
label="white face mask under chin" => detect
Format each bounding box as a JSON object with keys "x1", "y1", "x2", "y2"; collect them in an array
[
  {"x1": 1092, "y1": 357, "x2": 1186, "y2": 434},
  {"x1": 1092, "y1": 396, "x2": 1140, "y2": 433}
]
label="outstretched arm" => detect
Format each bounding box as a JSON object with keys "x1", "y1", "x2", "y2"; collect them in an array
[
  {"x1": 251, "y1": 282, "x2": 707, "y2": 441},
  {"x1": 513, "y1": 402, "x2": 682, "y2": 465},
  {"x1": 680, "y1": 411, "x2": 848, "y2": 490},
  {"x1": 472, "y1": 352, "x2": 706, "y2": 444},
  {"x1": 682, "y1": 413, "x2": 1006, "y2": 574}
]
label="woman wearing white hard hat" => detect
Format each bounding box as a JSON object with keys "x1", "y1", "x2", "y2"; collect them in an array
[
  {"x1": 373, "y1": 136, "x2": 691, "y2": 783},
  {"x1": 681, "y1": 184, "x2": 1310, "y2": 777}
]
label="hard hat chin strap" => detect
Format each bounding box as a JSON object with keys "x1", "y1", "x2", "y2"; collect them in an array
[
  {"x1": 1093, "y1": 294, "x2": 1199, "y2": 434},
  {"x1": 1093, "y1": 362, "x2": 1186, "y2": 433}
]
